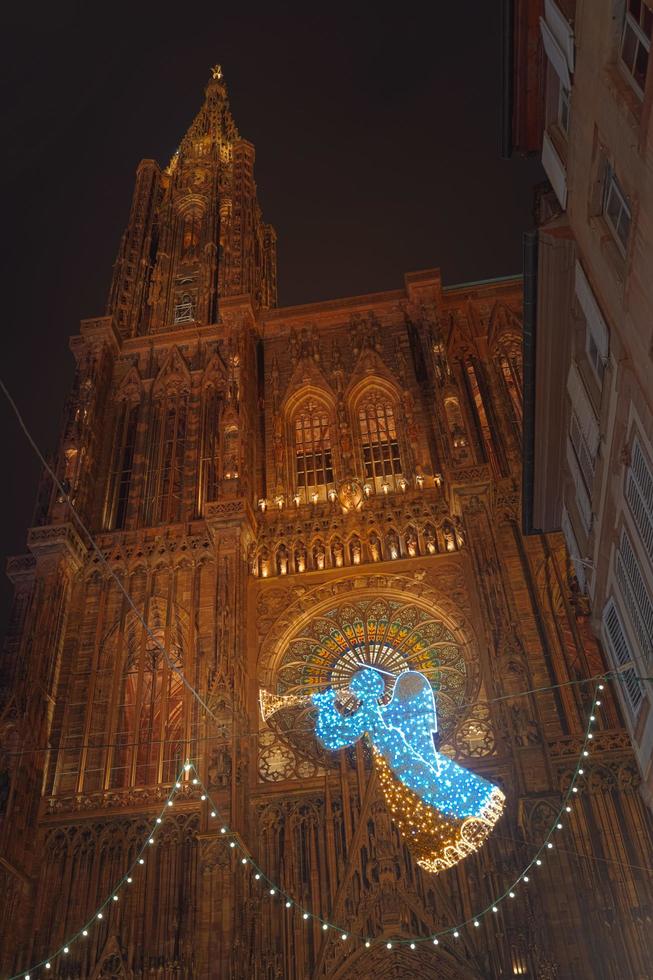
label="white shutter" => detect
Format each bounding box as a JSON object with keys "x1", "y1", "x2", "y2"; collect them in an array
[
  {"x1": 567, "y1": 360, "x2": 599, "y2": 456},
  {"x1": 561, "y1": 506, "x2": 587, "y2": 592},
  {"x1": 575, "y1": 261, "x2": 609, "y2": 361},
  {"x1": 616, "y1": 529, "x2": 653, "y2": 662},
  {"x1": 566, "y1": 437, "x2": 592, "y2": 532},
  {"x1": 544, "y1": 0, "x2": 575, "y2": 72},
  {"x1": 540, "y1": 17, "x2": 572, "y2": 89},
  {"x1": 626, "y1": 435, "x2": 653, "y2": 564},
  {"x1": 542, "y1": 131, "x2": 568, "y2": 209},
  {"x1": 602, "y1": 598, "x2": 643, "y2": 715}
]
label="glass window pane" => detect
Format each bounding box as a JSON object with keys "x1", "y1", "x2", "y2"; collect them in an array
[
  {"x1": 635, "y1": 44, "x2": 649, "y2": 88},
  {"x1": 622, "y1": 22, "x2": 638, "y2": 71}
]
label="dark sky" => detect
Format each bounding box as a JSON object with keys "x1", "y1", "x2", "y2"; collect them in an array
[{"x1": 0, "y1": 2, "x2": 542, "y2": 631}]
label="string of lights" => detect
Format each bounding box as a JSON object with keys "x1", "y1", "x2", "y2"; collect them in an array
[
  {"x1": 2, "y1": 380, "x2": 650, "y2": 969},
  {"x1": 11, "y1": 681, "x2": 608, "y2": 976}
]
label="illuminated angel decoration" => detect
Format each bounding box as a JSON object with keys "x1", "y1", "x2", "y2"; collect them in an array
[{"x1": 313, "y1": 667, "x2": 505, "y2": 873}]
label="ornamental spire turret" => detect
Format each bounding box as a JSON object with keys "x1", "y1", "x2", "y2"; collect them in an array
[{"x1": 108, "y1": 66, "x2": 277, "y2": 339}]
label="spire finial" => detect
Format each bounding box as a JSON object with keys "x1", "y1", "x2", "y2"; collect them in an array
[{"x1": 210, "y1": 64, "x2": 223, "y2": 81}]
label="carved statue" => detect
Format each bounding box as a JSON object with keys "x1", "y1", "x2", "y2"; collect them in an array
[
  {"x1": 442, "y1": 522, "x2": 456, "y2": 552},
  {"x1": 295, "y1": 542, "x2": 307, "y2": 573},
  {"x1": 387, "y1": 530, "x2": 400, "y2": 560},
  {"x1": 350, "y1": 537, "x2": 362, "y2": 565},
  {"x1": 277, "y1": 545, "x2": 289, "y2": 576},
  {"x1": 332, "y1": 539, "x2": 344, "y2": 568},
  {"x1": 313, "y1": 541, "x2": 326, "y2": 571},
  {"x1": 369, "y1": 533, "x2": 382, "y2": 562},
  {"x1": 406, "y1": 528, "x2": 418, "y2": 558},
  {"x1": 453, "y1": 515, "x2": 466, "y2": 548},
  {"x1": 424, "y1": 526, "x2": 437, "y2": 554},
  {"x1": 259, "y1": 548, "x2": 271, "y2": 578}
]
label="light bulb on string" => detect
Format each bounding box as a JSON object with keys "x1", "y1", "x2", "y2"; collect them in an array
[{"x1": 14, "y1": 674, "x2": 602, "y2": 980}]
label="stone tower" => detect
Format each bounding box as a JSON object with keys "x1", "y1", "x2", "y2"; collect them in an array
[{"x1": 1, "y1": 69, "x2": 652, "y2": 980}]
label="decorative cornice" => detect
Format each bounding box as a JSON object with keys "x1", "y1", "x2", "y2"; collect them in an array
[
  {"x1": 27, "y1": 522, "x2": 87, "y2": 570},
  {"x1": 5, "y1": 553, "x2": 36, "y2": 586}
]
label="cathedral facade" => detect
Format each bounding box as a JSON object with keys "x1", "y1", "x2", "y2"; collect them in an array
[{"x1": 1, "y1": 69, "x2": 652, "y2": 980}]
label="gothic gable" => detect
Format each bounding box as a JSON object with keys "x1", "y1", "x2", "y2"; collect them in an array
[
  {"x1": 115, "y1": 365, "x2": 143, "y2": 403},
  {"x1": 153, "y1": 345, "x2": 191, "y2": 396},
  {"x1": 487, "y1": 300, "x2": 522, "y2": 350}
]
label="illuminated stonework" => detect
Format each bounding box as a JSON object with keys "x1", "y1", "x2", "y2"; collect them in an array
[{"x1": 2, "y1": 66, "x2": 652, "y2": 980}]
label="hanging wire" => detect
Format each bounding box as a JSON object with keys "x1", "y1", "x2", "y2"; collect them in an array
[
  {"x1": 10, "y1": 682, "x2": 612, "y2": 976},
  {"x1": 1, "y1": 381, "x2": 650, "y2": 971},
  {"x1": 0, "y1": 378, "x2": 219, "y2": 727}
]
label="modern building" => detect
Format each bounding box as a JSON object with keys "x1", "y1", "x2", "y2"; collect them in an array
[
  {"x1": 506, "y1": 0, "x2": 653, "y2": 810},
  {"x1": 1, "y1": 67, "x2": 652, "y2": 979}
]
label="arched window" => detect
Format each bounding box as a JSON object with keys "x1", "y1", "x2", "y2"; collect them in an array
[
  {"x1": 358, "y1": 395, "x2": 402, "y2": 488},
  {"x1": 106, "y1": 400, "x2": 139, "y2": 530},
  {"x1": 444, "y1": 396, "x2": 473, "y2": 466},
  {"x1": 496, "y1": 342, "x2": 523, "y2": 428},
  {"x1": 199, "y1": 386, "x2": 220, "y2": 508},
  {"x1": 181, "y1": 213, "x2": 201, "y2": 258},
  {"x1": 110, "y1": 600, "x2": 186, "y2": 788},
  {"x1": 293, "y1": 400, "x2": 334, "y2": 501},
  {"x1": 145, "y1": 389, "x2": 188, "y2": 525}
]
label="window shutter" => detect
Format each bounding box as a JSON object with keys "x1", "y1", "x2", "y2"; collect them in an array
[
  {"x1": 544, "y1": 0, "x2": 575, "y2": 71},
  {"x1": 575, "y1": 261, "x2": 609, "y2": 361},
  {"x1": 626, "y1": 435, "x2": 653, "y2": 564},
  {"x1": 602, "y1": 598, "x2": 643, "y2": 714},
  {"x1": 561, "y1": 506, "x2": 587, "y2": 592},
  {"x1": 542, "y1": 131, "x2": 568, "y2": 209},
  {"x1": 616, "y1": 529, "x2": 653, "y2": 662},
  {"x1": 567, "y1": 360, "x2": 599, "y2": 456},
  {"x1": 540, "y1": 17, "x2": 572, "y2": 89},
  {"x1": 566, "y1": 437, "x2": 592, "y2": 532}
]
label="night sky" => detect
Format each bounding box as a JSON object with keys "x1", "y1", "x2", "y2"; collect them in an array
[{"x1": 0, "y1": 2, "x2": 542, "y2": 630}]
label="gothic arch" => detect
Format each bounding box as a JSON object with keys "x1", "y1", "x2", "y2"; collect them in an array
[
  {"x1": 152, "y1": 345, "x2": 192, "y2": 397},
  {"x1": 257, "y1": 573, "x2": 482, "y2": 762}
]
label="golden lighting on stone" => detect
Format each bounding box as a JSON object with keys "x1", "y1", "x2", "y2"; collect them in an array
[{"x1": 374, "y1": 748, "x2": 505, "y2": 873}]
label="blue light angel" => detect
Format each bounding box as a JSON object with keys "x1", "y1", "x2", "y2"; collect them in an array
[{"x1": 313, "y1": 667, "x2": 505, "y2": 873}]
